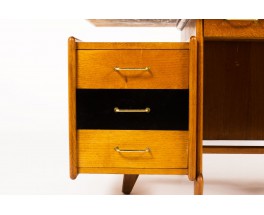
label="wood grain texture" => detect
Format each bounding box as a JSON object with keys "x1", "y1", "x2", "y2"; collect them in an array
[
  {"x1": 204, "y1": 41, "x2": 264, "y2": 140},
  {"x1": 77, "y1": 49, "x2": 189, "y2": 89},
  {"x1": 122, "y1": 174, "x2": 139, "y2": 194},
  {"x1": 68, "y1": 38, "x2": 199, "y2": 193},
  {"x1": 181, "y1": 20, "x2": 203, "y2": 184},
  {"x1": 204, "y1": 19, "x2": 264, "y2": 39},
  {"x1": 77, "y1": 130, "x2": 188, "y2": 169},
  {"x1": 188, "y1": 36, "x2": 197, "y2": 181},
  {"x1": 78, "y1": 167, "x2": 188, "y2": 175},
  {"x1": 203, "y1": 146, "x2": 264, "y2": 154},
  {"x1": 77, "y1": 42, "x2": 189, "y2": 50},
  {"x1": 68, "y1": 37, "x2": 78, "y2": 179},
  {"x1": 196, "y1": 20, "x2": 204, "y2": 179}
]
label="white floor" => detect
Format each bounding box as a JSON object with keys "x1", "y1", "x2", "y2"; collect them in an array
[{"x1": 72, "y1": 153, "x2": 264, "y2": 195}]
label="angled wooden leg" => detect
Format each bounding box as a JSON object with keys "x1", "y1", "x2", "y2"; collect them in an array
[
  {"x1": 122, "y1": 174, "x2": 139, "y2": 194},
  {"x1": 194, "y1": 174, "x2": 204, "y2": 195}
]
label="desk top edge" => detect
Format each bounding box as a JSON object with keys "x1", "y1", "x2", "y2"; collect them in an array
[{"x1": 74, "y1": 42, "x2": 190, "y2": 50}]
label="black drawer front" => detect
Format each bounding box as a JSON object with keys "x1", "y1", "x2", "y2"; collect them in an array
[{"x1": 76, "y1": 89, "x2": 189, "y2": 130}]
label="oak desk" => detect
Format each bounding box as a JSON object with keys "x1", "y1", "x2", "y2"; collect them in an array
[{"x1": 69, "y1": 19, "x2": 264, "y2": 194}]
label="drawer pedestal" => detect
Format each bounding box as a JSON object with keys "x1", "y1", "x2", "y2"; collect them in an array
[{"x1": 68, "y1": 39, "x2": 198, "y2": 194}]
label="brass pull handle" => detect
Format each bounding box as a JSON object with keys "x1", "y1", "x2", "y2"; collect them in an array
[
  {"x1": 114, "y1": 107, "x2": 151, "y2": 113},
  {"x1": 114, "y1": 146, "x2": 151, "y2": 153},
  {"x1": 114, "y1": 67, "x2": 150, "y2": 72}
]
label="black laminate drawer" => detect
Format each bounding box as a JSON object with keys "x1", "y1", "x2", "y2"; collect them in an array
[{"x1": 76, "y1": 89, "x2": 189, "y2": 130}]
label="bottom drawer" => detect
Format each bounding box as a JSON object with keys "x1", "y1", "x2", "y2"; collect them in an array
[{"x1": 77, "y1": 130, "x2": 188, "y2": 169}]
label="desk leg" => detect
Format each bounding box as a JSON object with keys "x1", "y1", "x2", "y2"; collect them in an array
[
  {"x1": 194, "y1": 174, "x2": 204, "y2": 195},
  {"x1": 196, "y1": 19, "x2": 204, "y2": 195},
  {"x1": 122, "y1": 174, "x2": 139, "y2": 194}
]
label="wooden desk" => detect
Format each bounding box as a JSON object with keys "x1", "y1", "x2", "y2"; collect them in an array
[
  {"x1": 180, "y1": 20, "x2": 264, "y2": 191},
  {"x1": 69, "y1": 20, "x2": 264, "y2": 194}
]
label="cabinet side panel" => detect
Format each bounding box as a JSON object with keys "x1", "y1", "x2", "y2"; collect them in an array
[
  {"x1": 196, "y1": 20, "x2": 204, "y2": 182},
  {"x1": 68, "y1": 37, "x2": 78, "y2": 179},
  {"x1": 180, "y1": 20, "x2": 203, "y2": 182},
  {"x1": 188, "y1": 37, "x2": 197, "y2": 181}
]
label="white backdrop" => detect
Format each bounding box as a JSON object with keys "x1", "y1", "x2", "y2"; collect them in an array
[{"x1": 0, "y1": 0, "x2": 263, "y2": 208}]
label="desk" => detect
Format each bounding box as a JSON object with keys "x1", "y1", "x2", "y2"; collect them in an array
[
  {"x1": 180, "y1": 20, "x2": 264, "y2": 191},
  {"x1": 70, "y1": 20, "x2": 264, "y2": 194}
]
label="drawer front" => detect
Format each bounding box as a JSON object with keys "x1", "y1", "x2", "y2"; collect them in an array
[
  {"x1": 77, "y1": 50, "x2": 189, "y2": 89},
  {"x1": 76, "y1": 89, "x2": 189, "y2": 130},
  {"x1": 204, "y1": 19, "x2": 264, "y2": 39},
  {"x1": 77, "y1": 130, "x2": 188, "y2": 169}
]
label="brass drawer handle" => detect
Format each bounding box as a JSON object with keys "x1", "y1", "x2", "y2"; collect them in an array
[
  {"x1": 114, "y1": 107, "x2": 151, "y2": 113},
  {"x1": 114, "y1": 67, "x2": 150, "y2": 72},
  {"x1": 114, "y1": 146, "x2": 151, "y2": 153}
]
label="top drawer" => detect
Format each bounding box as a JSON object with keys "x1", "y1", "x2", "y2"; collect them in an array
[
  {"x1": 77, "y1": 48, "x2": 189, "y2": 89},
  {"x1": 204, "y1": 19, "x2": 264, "y2": 39}
]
